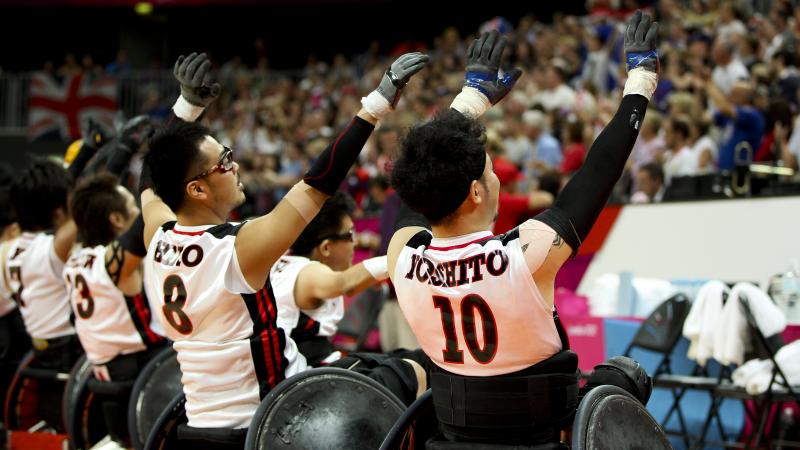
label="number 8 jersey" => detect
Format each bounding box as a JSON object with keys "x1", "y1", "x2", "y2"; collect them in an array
[
  {"x1": 144, "y1": 221, "x2": 306, "y2": 429},
  {"x1": 392, "y1": 226, "x2": 563, "y2": 377}
]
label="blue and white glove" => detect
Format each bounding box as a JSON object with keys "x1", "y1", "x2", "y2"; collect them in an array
[
  {"x1": 451, "y1": 31, "x2": 522, "y2": 118},
  {"x1": 623, "y1": 11, "x2": 659, "y2": 99}
]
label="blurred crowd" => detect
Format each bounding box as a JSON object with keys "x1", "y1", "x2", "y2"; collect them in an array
[{"x1": 40, "y1": 0, "x2": 800, "y2": 217}]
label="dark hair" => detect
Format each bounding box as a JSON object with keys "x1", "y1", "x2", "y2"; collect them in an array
[
  {"x1": 639, "y1": 162, "x2": 664, "y2": 183},
  {"x1": 391, "y1": 109, "x2": 486, "y2": 224},
  {"x1": 368, "y1": 174, "x2": 390, "y2": 191},
  {"x1": 10, "y1": 158, "x2": 73, "y2": 231},
  {"x1": 290, "y1": 191, "x2": 355, "y2": 257},
  {"x1": 144, "y1": 121, "x2": 210, "y2": 211},
  {"x1": 70, "y1": 172, "x2": 129, "y2": 247},
  {"x1": 538, "y1": 170, "x2": 563, "y2": 199}
]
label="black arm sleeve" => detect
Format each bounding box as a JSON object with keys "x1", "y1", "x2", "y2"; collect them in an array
[
  {"x1": 67, "y1": 142, "x2": 98, "y2": 180},
  {"x1": 539, "y1": 94, "x2": 649, "y2": 251},
  {"x1": 303, "y1": 116, "x2": 375, "y2": 195},
  {"x1": 117, "y1": 214, "x2": 146, "y2": 257},
  {"x1": 105, "y1": 140, "x2": 136, "y2": 176}
]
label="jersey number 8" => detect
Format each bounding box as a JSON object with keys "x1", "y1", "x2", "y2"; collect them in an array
[
  {"x1": 163, "y1": 275, "x2": 193, "y2": 334},
  {"x1": 433, "y1": 294, "x2": 498, "y2": 364}
]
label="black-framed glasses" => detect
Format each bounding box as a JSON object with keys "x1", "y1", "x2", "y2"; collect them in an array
[
  {"x1": 318, "y1": 230, "x2": 355, "y2": 243},
  {"x1": 183, "y1": 146, "x2": 235, "y2": 183}
]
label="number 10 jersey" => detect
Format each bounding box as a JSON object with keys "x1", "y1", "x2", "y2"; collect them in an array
[
  {"x1": 144, "y1": 221, "x2": 306, "y2": 429},
  {"x1": 393, "y1": 228, "x2": 563, "y2": 377}
]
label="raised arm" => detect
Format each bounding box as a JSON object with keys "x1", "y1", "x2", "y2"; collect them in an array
[
  {"x1": 294, "y1": 256, "x2": 388, "y2": 310},
  {"x1": 529, "y1": 11, "x2": 658, "y2": 279},
  {"x1": 142, "y1": 53, "x2": 217, "y2": 247},
  {"x1": 236, "y1": 53, "x2": 429, "y2": 289}
]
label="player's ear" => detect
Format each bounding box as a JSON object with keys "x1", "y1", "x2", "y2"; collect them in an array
[
  {"x1": 318, "y1": 239, "x2": 332, "y2": 257},
  {"x1": 470, "y1": 179, "x2": 483, "y2": 205},
  {"x1": 185, "y1": 180, "x2": 207, "y2": 201},
  {"x1": 108, "y1": 211, "x2": 126, "y2": 231}
]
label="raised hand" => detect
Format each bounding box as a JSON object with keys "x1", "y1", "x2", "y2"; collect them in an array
[
  {"x1": 119, "y1": 115, "x2": 154, "y2": 150},
  {"x1": 173, "y1": 52, "x2": 221, "y2": 107},
  {"x1": 464, "y1": 30, "x2": 522, "y2": 105},
  {"x1": 376, "y1": 52, "x2": 430, "y2": 108},
  {"x1": 82, "y1": 117, "x2": 112, "y2": 150},
  {"x1": 624, "y1": 11, "x2": 659, "y2": 73}
]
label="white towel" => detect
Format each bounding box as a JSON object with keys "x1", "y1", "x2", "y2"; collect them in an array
[
  {"x1": 732, "y1": 341, "x2": 800, "y2": 394},
  {"x1": 713, "y1": 282, "x2": 787, "y2": 366},
  {"x1": 683, "y1": 280, "x2": 728, "y2": 366}
]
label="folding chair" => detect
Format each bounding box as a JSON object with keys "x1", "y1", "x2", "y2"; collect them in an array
[
  {"x1": 619, "y1": 293, "x2": 718, "y2": 447},
  {"x1": 695, "y1": 294, "x2": 800, "y2": 449}
]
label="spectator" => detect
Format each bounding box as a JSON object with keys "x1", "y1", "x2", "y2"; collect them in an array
[
  {"x1": 631, "y1": 162, "x2": 666, "y2": 204},
  {"x1": 532, "y1": 59, "x2": 577, "y2": 113},
  {"x1": 521, "y1": 109, "x2": 563, "y2": 177},
  {"x1": 711, "y1": 38, "x2": 750, "y2": 95},
  {"x1": 559, "y1": 118, "x2": 586, "y2": 176},
  {"x1": 662, "y1": 116, "x2": 699, "y2": 182},
  {"x1": 706, "y1": 79, "x2": 766, "y2": 171}
]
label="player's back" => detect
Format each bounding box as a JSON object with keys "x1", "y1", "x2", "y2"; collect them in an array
[
  {"x1": 4, "y1": 232, "x2": 73, "y2": 340},
  {"x1": 63, "y1": 245, "x2": 163, "y2": 365},
  {"x1": 144, "y1": 221, "x2": 306, "y2": 429},
  {"x1": 393, "y1": 228, "x2": 562, "y2": 377}
]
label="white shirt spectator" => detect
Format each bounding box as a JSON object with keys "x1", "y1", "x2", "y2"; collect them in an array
[
  {"x1": 664, "y1": 145, "x2": 700, "y2": 183},
  {"x1": 712, "y1": 57, "x2": 750, "y2": 95},
  {"x1": 531, "y1": 84, "x2": 577, "y2": 113}
]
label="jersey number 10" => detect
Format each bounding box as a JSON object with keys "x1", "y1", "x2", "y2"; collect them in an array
[{"x1": 433, "y1": 294, "x2": 498, "y2": 364}]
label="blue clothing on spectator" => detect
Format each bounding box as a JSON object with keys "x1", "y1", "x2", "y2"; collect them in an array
[
  {"x1": 533, "y1": 133, "x2": 563, "y2": 169},
  {"x1": 714, "y1": 107, "x2": 765, "y2": 171}
]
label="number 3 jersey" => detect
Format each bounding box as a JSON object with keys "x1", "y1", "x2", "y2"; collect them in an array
[
  {"x1": 4, "y1": 232, "x2": 74, "y2": 340},
  {"x1": 63, "y1": 245, "x2": 164, "y2": 366},
  {"x1": 392, "y1": 226, "x2": 563, "y2": 377},
  {"x1": 144, "y1": 222, "x2": 306, "y2": 429}
]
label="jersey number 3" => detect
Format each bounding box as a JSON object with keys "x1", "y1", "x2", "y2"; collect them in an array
[
  {"x1": 163, "y1": 275, "x2": 193, "y2": 335},
  {"x1": 433, "y1": 295, "x2": 497, "y2": 364}
]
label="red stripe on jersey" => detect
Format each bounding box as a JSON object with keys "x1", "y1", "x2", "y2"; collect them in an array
[
  {"x1": 428, "y1": 237, "x2": 490, "y2": 251},
  {"x1": 133, "y1": 293, "x2": 162, "y2": 344},
  {"x1": 304, "y1": 318, "x2": 317, "y2": 331},
  {"x1": 255, "y1": 290, "x2": 276, "y2": 386},
  {"x1": 261, "y1": 287, "x2": 283, "y2": 377},
  {"x1": 171, "y1": 229, "x2": 206, "y2": 236}
]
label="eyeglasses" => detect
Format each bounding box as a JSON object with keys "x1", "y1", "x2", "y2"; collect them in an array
[
  {"x1": 183, "y1": 146, "x2": 235, "y2": 183},
  {"x1": 318, "y1": 230, "x2": 355, "y2": 243}
]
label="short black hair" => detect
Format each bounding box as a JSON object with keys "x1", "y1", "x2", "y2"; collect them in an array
[
  {"x1": 70, "y1": 172, "x2": 129, "y2": 247},
  {"x1": 10, "y1": 158, "x2": 73, "y2": 231},
  {"x1": 144, "y1": 121, "x2": 210, "y2": 211},
  {"x1": 639, "y1": 162, "x2": 664, "y2": 183},
  {"x1": 391, "y1": 109, "x2": 486, "y2": 224},
  {"x1": 290, "y1": 191, "x2": 355, "y2": 257}
]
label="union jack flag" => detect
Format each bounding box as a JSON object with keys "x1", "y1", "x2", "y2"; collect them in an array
[{"x1": 28, "y1": 73, "x2": 117, "y2": 141}]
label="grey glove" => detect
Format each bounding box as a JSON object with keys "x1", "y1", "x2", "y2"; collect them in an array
[
  {"x1": 173, "y1": 52, "x2": 221, "y2": 107},
  {"x1": 624, "y1": 11, "x2": 659, "y2": 73},
  {"x1": 376, "y1": 52, "x2": 430, "y2": 108},
  {"x1": 119, "y1": 115, "x2": 154, "y2": 150},
  {"x1": 464, "y1": 31, "x2": 523, "y2": 105}
]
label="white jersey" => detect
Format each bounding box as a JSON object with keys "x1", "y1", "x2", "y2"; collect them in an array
[
  {"x1": 270, "y1": 255, "x2": 344, "y2": 339},
  {"x1": 4, "y1": 232, "x2": 74, "y2": 340},
  {"x1": 63, "y1": 245, "x2": 164, "y2": 365},
  {"x1": 144, "y1": 222, "x2": 306, "y2": 429},
  {"x1": 393, "y1": 227, "x2": 563, "y2": 377}
]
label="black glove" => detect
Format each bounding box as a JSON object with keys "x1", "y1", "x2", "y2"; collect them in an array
[
  {"x1": 173, "y1": 52, "x2": 221, "y2": 107},
  {"x1": 81, "y1": 117, "x2": 112, "y2": 150},
  {"x1": 376, "y1": 52, "x2": 430, "y2": 108},
  {"x1": 464, "y1": 31, "x2": 522, "y2": 105},
  {"x1": 624, "y1": 11, "x2": 659, "y2": 73},
  {"x1": 119, "y1": 115, "x2": 154, "y2": 150}
]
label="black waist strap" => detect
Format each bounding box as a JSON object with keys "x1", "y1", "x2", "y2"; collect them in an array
[{"x1": 431, "y1": 370, "x2": 579, "y2": 429}]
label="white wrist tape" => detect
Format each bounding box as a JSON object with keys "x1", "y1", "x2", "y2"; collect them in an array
[
  {"x1": 172, "y1": 95, "x2": 205, "y2": 122},
  {"x1": 622, "y1": 68, "x2": 658, "y2": 101},
  {"x1": 450, "y1": 87, "x2": 492, "y2": 119},
  {"x1": 285, "y1": 182, "x2": 324, "y2": 224},
  {"x1": 362, "y1": 256, "x2": 389, "y2": 281},
  {"x1": 360, "y1": 91, "x2": 393, "y2": 121}
]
